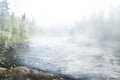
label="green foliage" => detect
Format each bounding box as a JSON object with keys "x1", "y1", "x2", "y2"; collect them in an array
[
  {"x1": 0, "y1": 0, "x2": 38, "y2": 68},
  {"x1": 0, "y1": 0, "x2": 38, "y2": 49}
]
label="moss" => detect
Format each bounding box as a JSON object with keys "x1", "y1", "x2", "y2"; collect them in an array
[{"x1": 0, "y1": 67, "x2": 7, "y2": 71}]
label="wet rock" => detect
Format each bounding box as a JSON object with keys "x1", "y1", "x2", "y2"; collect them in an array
[
  {"x1": 9, "y1": 43, "x2": 28, "y2": 49},
  {"x1": 0, "y1": 66, "x2": 65, "y2": 80}
]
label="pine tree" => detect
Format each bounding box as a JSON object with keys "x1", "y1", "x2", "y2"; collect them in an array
[
  {"x1": 0, "y1": 0, "x2": 11, "y2": 47},
  {"x1": 0, "y1": 0, "x2": 10, "y2": 31}
]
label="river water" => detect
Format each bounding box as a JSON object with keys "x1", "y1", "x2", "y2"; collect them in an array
[{"x1": 12, "y1": 36, "x2": 120, "y2": 80}]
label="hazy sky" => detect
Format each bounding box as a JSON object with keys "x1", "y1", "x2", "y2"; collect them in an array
[{"x1": 8, "y1": 0, "x2": 120, "y2": 27}]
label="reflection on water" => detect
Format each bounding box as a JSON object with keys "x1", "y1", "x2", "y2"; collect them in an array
[
  {"x1": 12, "y1": 37, "x2": 120, "y2": 79},
  {"x1": 2, "y1": 48, "x2": 29, "y2": 68}
]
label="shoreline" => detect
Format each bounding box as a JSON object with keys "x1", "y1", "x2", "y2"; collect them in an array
[
  {"x1": 0, "y1": 66, "x2": 77, "y2": 80},
  {"x1": 1, "y1": 66, "x2": 118, "y2": 80}
]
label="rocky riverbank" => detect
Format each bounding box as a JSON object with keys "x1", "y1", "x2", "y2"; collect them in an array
[
  {"x1": 9, "y1": 43, "x2": 29, "y2": 49},
  {"x1": 0, "y1": 66, "x2": 66, "y2": 80},
  {"x1": 0, "y1": 66, "x2": 119, "y2": 80}
]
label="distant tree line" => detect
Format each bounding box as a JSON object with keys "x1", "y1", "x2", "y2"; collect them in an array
[{"x1": 71, "y1": 6, "x2": 120, "y2": 42}]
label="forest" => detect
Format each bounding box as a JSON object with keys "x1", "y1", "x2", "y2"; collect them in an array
[
  {"x1": 71, "y1": 6, "x2": 120, "y2": 42},
  {"x1": 0, "y1": 0, "x2": 38, "y2": 50},
  {"x1": 0, "y1": 0, "x2": 39, "y2": 66}
]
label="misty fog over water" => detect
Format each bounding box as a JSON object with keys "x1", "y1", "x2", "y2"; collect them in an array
[
  {"x1": 16, "y1": 22, "x2": 120, "y2": 80},
  {"x1": 7, "y1": 0, "x2": 120, "y2": 79}
]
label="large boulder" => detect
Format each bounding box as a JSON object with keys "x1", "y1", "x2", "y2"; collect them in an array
[{"x1": 0, "y1": 66, "x2": 65, "y2": 80}]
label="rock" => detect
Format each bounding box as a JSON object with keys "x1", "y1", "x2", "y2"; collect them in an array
[
  {"x1": 9, "y1": 43, "x2": 28, "y2": 49},
  {"x1": 1, "y1": 66, "x2": 65, "y2": 80}
]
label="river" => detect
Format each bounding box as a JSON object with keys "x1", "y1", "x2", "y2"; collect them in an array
[{"x1": 10, "y1": 36, "x2": 120, "y2": 80}]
